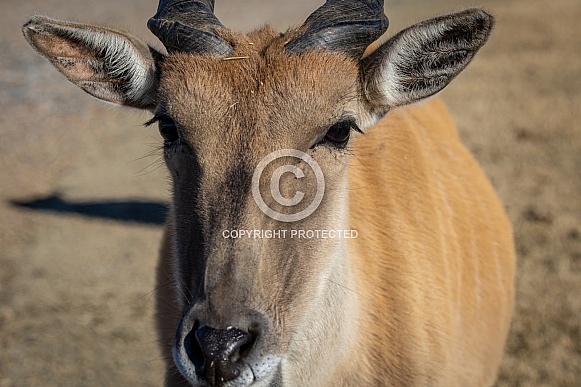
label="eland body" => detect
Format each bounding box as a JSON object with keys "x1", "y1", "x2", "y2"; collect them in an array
[{"x1": 23, "y1": 1, "x2": 515, "y2": 386}]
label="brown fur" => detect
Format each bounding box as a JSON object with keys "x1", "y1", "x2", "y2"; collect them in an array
[
  {"x1": 347, "y1": 98, "x2": 515, "y2": 385},
  {"x1": 154, "y1": 94, "x2": 515, "y2": 386}
]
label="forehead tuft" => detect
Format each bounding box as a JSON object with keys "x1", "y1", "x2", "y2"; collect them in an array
[{"x1": 157, "y1": 26, "x2": 359, "y2": 121}]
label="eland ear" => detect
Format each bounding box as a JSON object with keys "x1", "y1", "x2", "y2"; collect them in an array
[
  {"x1": 22, "y1": 16, "x2": 162, "y2": 109},
  {"x1": 361, "y1": 8, "x2": 494, "y2": 111}
]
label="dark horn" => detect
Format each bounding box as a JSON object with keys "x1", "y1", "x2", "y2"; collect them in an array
[
  {"x1": 148, "y1": 0, "x2": 233, "y2": 55},
  {"x1": 285, "y1": 0, "x2": 388, "y2": 59}
]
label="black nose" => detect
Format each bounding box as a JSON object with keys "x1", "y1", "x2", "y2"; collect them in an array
[{"x1": 184, "y1": 323, "x2": 254, "y2": 384}]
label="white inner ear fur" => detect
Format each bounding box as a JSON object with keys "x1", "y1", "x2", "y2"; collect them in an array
[
  {"x1": 66, "y1": 26, "x2": 156, "y2": 105},
  {"x1": 363, "y1": 9, "x2": 493, "y2": 111},
  {"x1": 367, "y1": 25, "x2": 449, "y2": 108},
  {"x1": 369, "y1": 54, "x2": 404, "y2": 107}
]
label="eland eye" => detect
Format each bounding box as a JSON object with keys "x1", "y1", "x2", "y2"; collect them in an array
[
  {"x1": 325, "y1": 121, "x2": 351, "y2": 144},
  {"x1": 320, "y1": 119, "x2": 361, "y2": 148},
  {"x1": 158, "y1": 117, "x2": 180, "y2": 144}
]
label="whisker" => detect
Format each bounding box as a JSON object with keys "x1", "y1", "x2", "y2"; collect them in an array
[
  {"x1": 324, "y1": 277, "x2": 371, "y2": 303},
  {"x1": 135, "y1": 158, "x2": 166, "y2": 176}
]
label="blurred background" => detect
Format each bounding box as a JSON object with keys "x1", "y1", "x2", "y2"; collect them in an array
[{"x1": 0, "y1": 0, "x2": 579, "y2": 385}]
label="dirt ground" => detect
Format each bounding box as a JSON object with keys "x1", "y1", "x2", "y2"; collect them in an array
[{"x1": 0, "y1": 0, "x2": 579, "y2": 386}]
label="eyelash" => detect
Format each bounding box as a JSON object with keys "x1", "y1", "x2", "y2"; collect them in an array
[
  {"x1": 145, "y1": 115, "x2": 180, "y2": 145},
  {"x1": 314, "y1": 119, "x2": 363, "y2": 149}
]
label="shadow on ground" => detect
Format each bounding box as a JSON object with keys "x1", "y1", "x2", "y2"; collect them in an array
[{"x1": 11, "y1": 194, "x2": 167, "y2": 225}]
